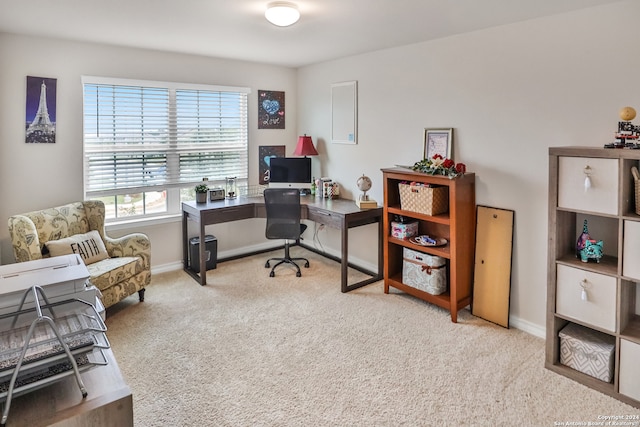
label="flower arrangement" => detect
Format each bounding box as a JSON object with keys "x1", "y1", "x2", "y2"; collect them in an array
[{"x1": 412, "y1": 154, "x2": 466, "y2": 178}]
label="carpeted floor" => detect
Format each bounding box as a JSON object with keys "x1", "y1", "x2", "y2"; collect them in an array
[{"x1": 105, "y1": 248, "x2": 638, "y2": 426}]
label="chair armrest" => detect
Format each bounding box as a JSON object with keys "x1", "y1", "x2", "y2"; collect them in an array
[
  {"x1": 83, "y1": 200, "x2": 150, "y2": 269},
  {"x1": 103, "y1": 233, "x2": 151, "y2": 269},
  {"x1": 7, "y1": 215, "x2": 43, "y2": 262}
]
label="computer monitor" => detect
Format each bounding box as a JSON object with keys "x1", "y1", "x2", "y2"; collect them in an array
[{"x1": 268, "y1": 157, "x2": 312, "y2": 190}]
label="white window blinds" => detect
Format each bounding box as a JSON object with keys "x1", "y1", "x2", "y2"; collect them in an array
[{"x1": 83, "y1": 77, "x2": 249, "y2": 197}]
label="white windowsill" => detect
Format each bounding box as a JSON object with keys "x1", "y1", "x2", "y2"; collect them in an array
[{"x1": 105, "y1": 213, "x2": 182, "y2": 232}]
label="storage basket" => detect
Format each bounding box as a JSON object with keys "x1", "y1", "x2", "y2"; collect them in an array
[
  {"x1": 398, "y1": 183, "x2": 448, "y2": 215},
  {"x1": 391, "y1": 221, "x2": 419, "y2": 239},
  {"x1": 402, "y1": 247, "x2": 447, "y2": 295},
  {"x1": 559, "y1": 323, "x2": 615, "y2": 383},
  {"x1": 632, "y1": 166, "x2": 640, "y2": 215}
]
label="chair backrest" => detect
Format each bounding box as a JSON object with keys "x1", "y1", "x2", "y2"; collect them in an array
[
  {"x1": 8, "y1": 200, "x2": 107, "y2": 263},
  {"x1": 264, "y1": 188, "x2": 302, "y2": 240}
]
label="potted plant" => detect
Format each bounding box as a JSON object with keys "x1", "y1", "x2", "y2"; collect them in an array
[{"x1": 195, "y1": 183, "x2": 209, "y2": 203}]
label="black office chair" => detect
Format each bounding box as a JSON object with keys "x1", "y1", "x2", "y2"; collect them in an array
[{"x1": 264, "y1": 188, "x2": 310, "y2": 277}]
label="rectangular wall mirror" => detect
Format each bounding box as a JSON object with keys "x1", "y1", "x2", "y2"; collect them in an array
[{"x1": 331, "y1": 81, "x2": 357, "y2": 144}]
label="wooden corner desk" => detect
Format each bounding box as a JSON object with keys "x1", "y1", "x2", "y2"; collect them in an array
[{"x1": 181, "y1": 196, "x2": 383, "y2": 292}]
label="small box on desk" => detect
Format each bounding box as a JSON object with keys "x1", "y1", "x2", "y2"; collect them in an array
[
  {"x1": 391, "y1": 221, "x2": 419, "y2": 239},
  {"x1": 559, "y1": 323, "x2": 615, "y2": 383},
  {"x1": 398, "y1": 183, "x2": 448, "y2": 216},
  {"x1": 356, "y1": 199, "x2": 377, "y2": 209},
  {"x1": 402, "y1": 248, "x2": 447, "y2": 295}
]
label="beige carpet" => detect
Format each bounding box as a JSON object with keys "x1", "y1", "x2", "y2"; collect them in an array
[{"x1": 105, "y1": 248, "x2": 638, "y2": 426}]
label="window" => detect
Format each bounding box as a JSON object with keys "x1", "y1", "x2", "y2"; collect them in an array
[{"x1": 82, "y1": 76, "x2": 250, "y2": 221}]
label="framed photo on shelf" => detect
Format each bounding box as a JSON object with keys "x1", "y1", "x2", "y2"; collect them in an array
[{"x1": 423, "y1": 128, "x2": 453, "y2": 160}]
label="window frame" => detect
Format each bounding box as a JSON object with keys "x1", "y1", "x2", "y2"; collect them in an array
[{"x1": 82, "y1": 76, "x2": 250, "y2": 223}]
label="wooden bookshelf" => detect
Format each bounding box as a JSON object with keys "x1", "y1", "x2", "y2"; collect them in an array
[{"x1": 381, "y1": 167, "x2": 476, "y2": 322}]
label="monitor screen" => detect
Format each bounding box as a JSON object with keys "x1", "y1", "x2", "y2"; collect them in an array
[{"x1": 269, "y1": 157, "x2": 312, "y2": 189}]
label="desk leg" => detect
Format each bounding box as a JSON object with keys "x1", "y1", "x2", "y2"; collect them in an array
[
  {"x1": 198, "y1": 220, "x2": 207, "y2": 286},
  {"x1": 341, "y1": 223, "x2": 349, "y2": 293},
  {"x1": 377, "y1": 215, "x2": 384, "y2": 278},
  {"x1": 182, "y1": 211, "x2": 208, "y2": 286},
  {"x1": 339, "y1": 213, "x2": 384, "y2": 293},
  {"x1": 182, "y1": 211, "x2": 189, "y2": 272}
]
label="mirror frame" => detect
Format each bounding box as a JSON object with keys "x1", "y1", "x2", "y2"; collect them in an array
[{"x1": 331, "y1": 81, "x2": 358, "y2": 144}]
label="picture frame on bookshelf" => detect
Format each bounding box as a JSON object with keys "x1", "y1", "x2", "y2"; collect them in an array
[{"x1": 423, "y1": 128, "x2": 453, "y2": 160}]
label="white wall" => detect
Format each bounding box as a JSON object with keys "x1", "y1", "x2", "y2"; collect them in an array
[
  {"x1": 0, "y1": 33, "x2": 298, "y2": 268},
  {"x1": 297, "y1": 1, "x2": 640, "y2": 333}
]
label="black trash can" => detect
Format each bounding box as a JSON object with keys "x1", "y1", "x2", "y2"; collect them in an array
[{"x1": 189, "y1": 235, "x2": 217, "y2": 273}]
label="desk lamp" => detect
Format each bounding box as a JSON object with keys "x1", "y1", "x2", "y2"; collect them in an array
[
  {"x1": 293, "y1": 134, "x2": 318, "y2": 196},
  {"x1": 292, "y1": 134, "x2": 318, "y2": 157}
]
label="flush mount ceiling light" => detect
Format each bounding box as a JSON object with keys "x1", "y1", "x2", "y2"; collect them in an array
[{"x1": 265, "y1": 2, "x2": 300, "y2": 27}]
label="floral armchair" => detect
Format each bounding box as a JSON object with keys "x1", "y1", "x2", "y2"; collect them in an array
[{"x1": 7, "y1": 200, "x2": 150, "y2": 308}]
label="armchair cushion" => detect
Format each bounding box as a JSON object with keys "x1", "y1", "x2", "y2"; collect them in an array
[{"x1": 45, "y1": 230, "x2": 109, "y2": 265}]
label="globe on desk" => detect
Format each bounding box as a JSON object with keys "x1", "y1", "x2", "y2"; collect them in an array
[{"x1": 357, "y1": 174, "x2": 372, "y2": 201}]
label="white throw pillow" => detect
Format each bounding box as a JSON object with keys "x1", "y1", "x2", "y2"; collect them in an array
[{"x1": 45, "y1": 230, "x2": 109, "y2": 265}]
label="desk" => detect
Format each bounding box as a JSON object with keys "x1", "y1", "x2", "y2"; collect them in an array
[
  {"x1": 181, "y1": 196, "x2": 383, "y2": 292},
  {"x1": 7, "y1": 349, "x2": 132, "y2": 427}
]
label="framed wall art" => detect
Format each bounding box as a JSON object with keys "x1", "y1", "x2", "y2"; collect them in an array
[
  {"x1": 25, "y1": 76, "x2": 57, "y2": 143},
  {"x1": 423, "y1": 128, "x2": 453, "y2": 160},
  {"x1": 258, "y1": 145, "x2": 286, "y2": 185},
  {"x1": 258, "y1": 90, "x2": 285, "y2": 129}
]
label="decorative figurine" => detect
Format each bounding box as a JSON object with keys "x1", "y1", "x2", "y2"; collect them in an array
[
  {"x1": 605, "y1": 106, "x2": 640, "y2": 148},
  {"x1": 576, "y1": 219, "x2": 603, "y2": 263},
  {"x1": 576, "y1": 219, "x2": 590, "y2": 256},
  {"x1": 225, "y1": 177, "x2": 237, "y2": 199},
  {"x1": 580, "y1": 240, "x2": 604, "y2": 263}
]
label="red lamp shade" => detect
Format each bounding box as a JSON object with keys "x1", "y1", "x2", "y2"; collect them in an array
[{"x1": 292, "y1": 135, "x2": 318, "y2": 156}]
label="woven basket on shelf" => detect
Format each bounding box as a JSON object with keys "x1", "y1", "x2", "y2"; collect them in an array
[{"x1": 398, "y1": 183, "x2": 448, "y2": 216}]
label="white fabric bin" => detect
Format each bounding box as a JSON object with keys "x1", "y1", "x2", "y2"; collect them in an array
[{"x1": 402, "y1": 248, "x2": 447, "y2": 295}]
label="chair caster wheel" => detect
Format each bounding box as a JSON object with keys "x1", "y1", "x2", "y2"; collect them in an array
[
  {"x1": 304, "y1": 261, "x2": 310, "y2": 268},
  {"x1": 265, "y1": 262, "x2": 270, "y2": 268},
  {"x1": 296, "y1": 271, "x2": 301, "y2": 277},
  {"x1": 270, "y1": 271, "x2": 275, "y2": 277}
]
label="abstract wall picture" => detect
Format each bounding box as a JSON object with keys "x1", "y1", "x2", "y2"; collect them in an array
[
  {"x1": 258, "y1": 90, "x2": 285, "y2": 129},
  {"x1": 259, "y1": 145, "x2": 285, "y2": 185},
  {"x1": 26, "y1": 76, "x2": 57, "y2": 143}
]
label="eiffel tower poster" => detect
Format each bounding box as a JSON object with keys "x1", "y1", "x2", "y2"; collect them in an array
[{"x1": 25, "y1": 76, "x2": 57, "y2": 143}]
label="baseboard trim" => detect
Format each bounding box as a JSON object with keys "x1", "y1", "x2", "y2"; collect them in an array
[
  {"x1": 151, "y1": 262, "x2": 183, "y2": 275},
  {"x1": 150, "y1": 242, "x2": 284, "y2": 276},
  {"x1": 152, "y1": 242, "x2": 378, "y2": 276},
  {"x1": 509, "y1": 315, "x2": 545, "y2": 338}
]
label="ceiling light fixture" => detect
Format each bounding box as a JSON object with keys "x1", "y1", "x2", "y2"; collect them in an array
[{"x1": 265, "y1": 1, "x2": 300, "y2": 27}]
